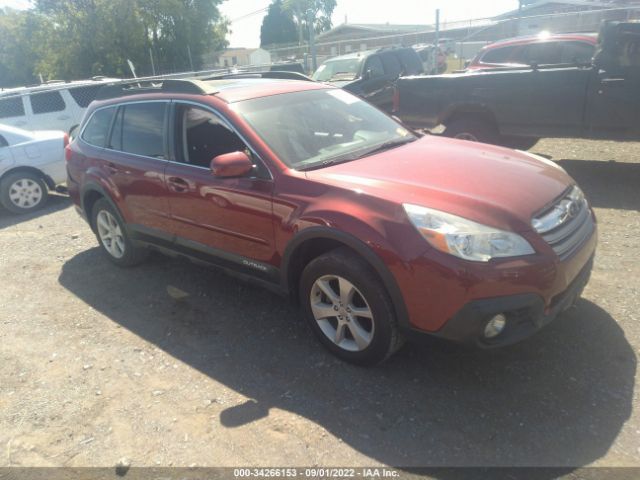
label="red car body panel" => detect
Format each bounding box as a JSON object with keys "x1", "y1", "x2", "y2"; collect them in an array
[{"x1": 66, "y1": 82, "x2": 596, "y2": 342}]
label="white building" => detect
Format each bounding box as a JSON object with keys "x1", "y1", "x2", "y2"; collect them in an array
[{"x1": 214, "y1": 48, "x2": 272, "y2": 68}]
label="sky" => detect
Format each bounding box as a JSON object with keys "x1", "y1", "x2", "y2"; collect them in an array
[{"x1": 1, "y1": 0, "x2": 520, "y2": 48}]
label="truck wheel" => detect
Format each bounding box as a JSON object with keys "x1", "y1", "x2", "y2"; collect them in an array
[
  {"x1": 500, "y1": 136, "x2": 540, "y2": 151},
  {"x1": 299, "y1": 247, "x2": 404, "y2": 366},
  {"x1": 444, "y1": 118, "x2": 498, "y2": 145},
  {"x1": 0, "y1": 171, "x2": 49, "y2": 214}
]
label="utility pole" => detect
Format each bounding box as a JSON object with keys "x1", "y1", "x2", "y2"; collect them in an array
[
  {"x1": 433, "y1": 9, "x2": 440, "y2": 74},
  {"x1": 149, "y1": 48, "x2": 156, "y2": 76},
  {"x1": 187, "y1": 45, "x2": 194, "y2": 72},
  {"x1": 307, "y1": 9, "x2": 317, "y2": 72}
]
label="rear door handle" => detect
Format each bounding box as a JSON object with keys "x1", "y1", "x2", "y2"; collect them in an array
[
  {"x1": 167, "y1": 176, "x2": 189, "y2": 193},
  {"x1": 106, "y1": 162, "x2": 119, "y2": 175}
]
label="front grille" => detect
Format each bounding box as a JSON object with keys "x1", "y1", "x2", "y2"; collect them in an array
[{"x1": 532, "y1": 186, "x2": 595, "y2": 261}]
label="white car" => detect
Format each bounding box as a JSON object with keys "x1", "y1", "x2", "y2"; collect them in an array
[
  {"x1": 0, "y1": 124, "x2": 67, "y2": 214},
  {"x1": 0, "y1": 78, "x2": 119, "y2": 134}
]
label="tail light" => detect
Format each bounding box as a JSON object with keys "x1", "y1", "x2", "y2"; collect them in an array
[
  {"x1": 392, "y1": 86, "x2": 400, "y2": 114},
  {"x1": 63, "y1": 133, "x2": 72, "y2": 162}
]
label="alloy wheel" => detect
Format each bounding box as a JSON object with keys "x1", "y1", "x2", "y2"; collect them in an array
[
  {"x1": 96, "y1": 210, "x2": 126, "y2": 259},
  {"x1": 309, "y1": 274, "x2": 375, "y2": 352}
]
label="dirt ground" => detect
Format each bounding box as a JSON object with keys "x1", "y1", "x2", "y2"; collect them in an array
[{"x1": 0, "y1": 138, "x2": 639, "y2": 471}]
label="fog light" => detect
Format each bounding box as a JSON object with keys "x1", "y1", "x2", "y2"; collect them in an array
[{"x1": 484, "y1": 314, "x2": 507, "y2": 338}]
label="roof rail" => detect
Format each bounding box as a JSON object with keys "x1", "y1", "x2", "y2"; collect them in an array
[
  {"x1": 201, "y1": 71, "x2": 313, "y2": 82},
  {"x1": 94, "y1": 78, "x2": 220, "y2": 101}
]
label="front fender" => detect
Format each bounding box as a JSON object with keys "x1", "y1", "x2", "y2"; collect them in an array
[{"x1": 281, "y1": 222, "x2": 414, "y2": 331}]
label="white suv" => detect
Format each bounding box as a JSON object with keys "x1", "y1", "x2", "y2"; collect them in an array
[{"x1": 0, "y1": 78, "x2": 119, "y2": 134}]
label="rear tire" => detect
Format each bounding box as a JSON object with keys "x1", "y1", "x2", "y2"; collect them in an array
[
  {"x1": 0, "y1": 171, "x2": 49, "y2": 214},
  {"x1": 299, "y1": 247, "x2": 404, "y2": 366},
  {"x1": 444, "y1": 118, "x2": 499, "y2": 145},
  {"x1": 91, "y1": 198, "x2": 148, "y2": 267}
]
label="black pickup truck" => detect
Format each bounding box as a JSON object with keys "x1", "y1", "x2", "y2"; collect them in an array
[{"x1": 393, "y1": 21, "x2": 640, "y2": 149}]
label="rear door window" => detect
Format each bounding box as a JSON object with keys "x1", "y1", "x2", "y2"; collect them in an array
[
  {"x1": 0, "y1": 96, "x2": 26, "y2": 119},
  {"x1": 29, "y1": 90, "x2": 66, "y2": 114},
  {"x1": 81, "y1": 107, "x2": 116, "y2": 147},
  {"x1": 68, "y1": 85, "x2": 102, "y2": 108},
  {"x1": 520, "y1": 42, "x2": 563, "y2": 65},
  {"x1": 397, "y1": 49, "x2": 423, "y2": 75},
  {"x1": 109, "y1": 102, "x2": 167, "y2": 158},
  {"x1": 380, "y1": 52, "x2": 403, "y2": 77}
]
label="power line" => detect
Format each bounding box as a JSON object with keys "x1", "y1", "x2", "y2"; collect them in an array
[{"x1": 229, "y1": 6, "x2": 269, "y2": 23}]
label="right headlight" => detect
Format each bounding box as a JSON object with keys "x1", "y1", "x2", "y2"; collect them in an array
[{"x1": 403, "y1": 204, "x2": 535, "y2": 262}]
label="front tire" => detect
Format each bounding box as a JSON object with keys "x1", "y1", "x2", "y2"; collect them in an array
[
  {"x1": 299, "y1": 248, "x2": 403, "y2": 366},
  {"x1": 91, "y1": 198, "x2": 147, "y2": 267},
  {"x1": 0, "y1": 171, "x2": 48, "y2": 214}
]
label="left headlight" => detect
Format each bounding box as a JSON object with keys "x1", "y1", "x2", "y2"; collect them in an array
[{"x1": 403, "y1": 204, "x2": 535, "y2": 262}]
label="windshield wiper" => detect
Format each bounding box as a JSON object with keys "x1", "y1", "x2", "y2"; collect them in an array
[
  {"x1": 353, "y1": 137, "x2": 417, "y2": 159},
  {"x1": 296, "y1": 137, "x2": 417, "y2": 172}
]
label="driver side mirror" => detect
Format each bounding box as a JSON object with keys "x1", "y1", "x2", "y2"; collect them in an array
[{"x1": 210, "y1": 151, "x2": 253, "y2": 178}]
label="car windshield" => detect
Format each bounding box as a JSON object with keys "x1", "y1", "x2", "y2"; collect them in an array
[
  {"x1": 233, "y1": 88, "x2": 416, "y2": 171},
  {"x1": 312, "y1": 58, "x2": 363, "y2": 81}
]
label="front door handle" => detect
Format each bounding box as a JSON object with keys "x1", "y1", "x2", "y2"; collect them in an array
[
  {"x1": 600, "y1": 77, "x2": 625, "y2": 85},
  {"x1": 167, "y1": 176, "x2": 189, "y2": 193}
]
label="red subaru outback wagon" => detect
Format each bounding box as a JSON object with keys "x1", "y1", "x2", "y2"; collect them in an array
[{"x1": 66, "y1": 77, "x2": 596, "y2": 365}]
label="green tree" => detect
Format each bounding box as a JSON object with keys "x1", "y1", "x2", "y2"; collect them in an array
[
  {"x1": 260, "y1": 0, "x2": 297, "y2": 47},
  {"x1": 33, "y1": 0, "x2": 228, "y2": 79},
  {"x1": 282, "y1": 0, "x2": 336, "y2": 44},
  {"x1": 0, "y1": 8, "x2": 52, "y2": 87}
]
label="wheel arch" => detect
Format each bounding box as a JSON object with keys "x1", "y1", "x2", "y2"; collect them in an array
[
  {"x1": 0, "y1": 166, "x2": 55, "y2": 190},
  {"x1": 81, "y1": 181, "x2": 121, "y2": 233},
  {"x1": 281, "y1": 227, "x2": 411, "y2": 329}
]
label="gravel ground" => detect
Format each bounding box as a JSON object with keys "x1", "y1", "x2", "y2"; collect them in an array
[{"x1": 0, "y1": 138, "x2": 639, "y2": 471}]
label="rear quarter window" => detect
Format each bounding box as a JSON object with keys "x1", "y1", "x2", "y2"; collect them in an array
[
  {"x1": 30, "y1": 90, "x2": 66, "y2": 114},
  {"x1": 81, "y1": 107, "x2": 116, "y2": 147},
  {"x1": 481, "y1": 45, "x2": 519, "y2": 64},
  {"x1": 560, "y1": 41, "x2": 596, "y2": 64},
  {"x1": 0, "y1": 96, "x2": 26, "y2": 119}
]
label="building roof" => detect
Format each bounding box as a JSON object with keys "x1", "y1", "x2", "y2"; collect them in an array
[
  {"x1": 316, "y1": 23, "x2": 430, "y2": 41},
  {"x1": 496, "y1": 0, "x2": 626, "y2": 19}
]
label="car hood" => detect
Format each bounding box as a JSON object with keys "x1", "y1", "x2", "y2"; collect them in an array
[{"x1": 304, "y1": 136, "x2": 574, "y2": 233}]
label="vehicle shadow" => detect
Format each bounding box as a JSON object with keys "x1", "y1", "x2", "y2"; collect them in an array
[
  {"x1": 58, "y1": 249, "x2": 635, "y2": 472},
  {"x1": 553, "y1": 159, "x2": 640, "y2": 211},
  {"x1": 0, "y1": 193, "x2": 71, "y2": 230}
]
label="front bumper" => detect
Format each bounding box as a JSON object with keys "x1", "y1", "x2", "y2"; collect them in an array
[{"x1": 404, "y1": 254, "x2": 594, "y2": 348}]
